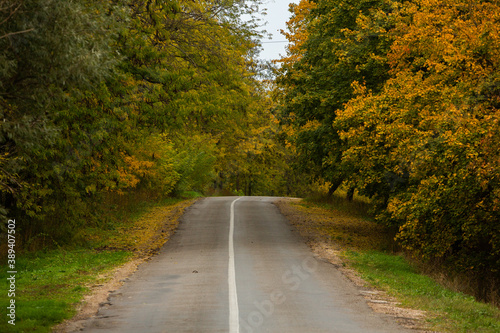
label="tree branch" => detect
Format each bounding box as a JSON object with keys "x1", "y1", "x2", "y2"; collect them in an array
[{"x1": 0, "y1": 27, "x2": 34, "y2": 39}]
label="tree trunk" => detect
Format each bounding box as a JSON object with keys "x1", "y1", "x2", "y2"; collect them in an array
[
  {"x1": 327, "y1": 177, "x2": 343, "y2": 196},
  {"x1": 346, "y1": 186, "x2": 355, "y2": 201}
]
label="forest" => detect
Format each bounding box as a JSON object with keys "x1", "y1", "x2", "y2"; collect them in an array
[
  {"x1": 1, "y1": 0, "x2": 499, "y2": 305},
  {"x1": 275, "y1": 0, "x2": 500, "y2": 303},
  {"x1": 1, "y1": 0, "x2": 310, "y2": 243}
]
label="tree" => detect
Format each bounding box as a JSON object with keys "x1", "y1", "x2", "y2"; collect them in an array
[
  {"x1": 275, "y1": 0, "x2": 397, "y2": 194},
  {"x1": 338, "y1": 0, "x2": 500, "y2": 301},
  {"x1": 0, "y1": 0, "x2": 32, "y2": 40},
  {"x1": 0, "y1": 0, "x2": 119, "y2": 229},
  {"x1": 1, "y1": 0, "x2": 271, "y2": 243}
]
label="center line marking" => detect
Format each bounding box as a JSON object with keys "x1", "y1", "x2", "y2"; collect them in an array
[{"x1": 229, "y1": 197, "x2": 242, "y2": 333}]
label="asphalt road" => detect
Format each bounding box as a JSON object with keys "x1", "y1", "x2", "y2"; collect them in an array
[{"x1": 79, "y1": 197, "x2": 410, "y2": 333}]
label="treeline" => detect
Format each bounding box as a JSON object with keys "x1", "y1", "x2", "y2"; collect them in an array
[
  {"x1": 0, "y1": 0, "x2": 310, "y2": 246},
  {"x1": 275, "y1": 0, "x2": 499, "y2": 303}
]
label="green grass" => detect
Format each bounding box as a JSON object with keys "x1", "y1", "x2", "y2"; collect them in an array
[
  {"x1": 298, "y1": 194, "x2": 500, "y2": 332},
  {"x1": 99, "y1": 193, "x2": 188, "y2": 232},
  {"x1": 179, "y1": 190, "x2": 204, "y2": 199},
  {"x1": 306, "y1": 187, "x2": 374, "y2": 220},
  {"x1": 0, "y1": 193, "x2": 195, "y2": 332},
  {"x1": 345, "y1": 251, "x2": 500, "y2": 332},
  {"x1": 1, "y1": 249, "x2": 131, "y2": 332}
]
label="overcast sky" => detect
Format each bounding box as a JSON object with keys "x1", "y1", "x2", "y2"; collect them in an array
[{"x1": 257, "y1": 0, "x2": 295, "y2": 61}]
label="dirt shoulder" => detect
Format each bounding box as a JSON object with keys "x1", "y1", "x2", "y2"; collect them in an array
[
  {"x1": 274, "y1": 198, "x2": 432, "y2": 332},
  {"x1": 53, "y1": 198, "x2": 198, "y2": 333}
]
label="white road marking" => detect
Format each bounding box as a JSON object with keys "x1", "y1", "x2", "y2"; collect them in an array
[{"x1": 229, "y1": 197, "x2": 242, "y2": 333}]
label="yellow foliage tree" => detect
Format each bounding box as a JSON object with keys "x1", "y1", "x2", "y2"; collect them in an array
[{"x1": 338, "y1": 0, "x2": 500, "y2": 301}]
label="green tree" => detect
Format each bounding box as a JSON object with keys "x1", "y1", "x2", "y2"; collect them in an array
[
  {"x1": 0, "y1": 0, "x2": 120, "y2": 235},
  {"x1": 275, "y1": 0, "x2": 397, "y2": 195},
  {"x1": 1, "y1": 0, "x2": 270, "y2": 243}
]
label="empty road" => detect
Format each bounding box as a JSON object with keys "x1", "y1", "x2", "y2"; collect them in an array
[{"x1": 79, "y1": 197, "x2": 410, "y2": 333}]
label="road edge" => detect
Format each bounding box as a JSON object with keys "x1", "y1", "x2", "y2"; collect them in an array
[
  {"x1": 273, "y1": 198, "x2": 432, "y2": 333},
  {"x1": 52, "y1": 198, "x2": 200, "y2": 333}
]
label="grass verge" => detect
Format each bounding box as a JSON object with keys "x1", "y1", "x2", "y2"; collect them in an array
[
  {"x1": 277, "y1": 195, "x2": 500, "y2": 332},
  {"x1": 1, "y1": 249, "x2": 130, "y2": 332},
  {"x1": 346, "y1": 251, "x2": 500, "y2": 332},
  {"x1": 1, "y1": 195, "x2": 197, "y2": 332}
]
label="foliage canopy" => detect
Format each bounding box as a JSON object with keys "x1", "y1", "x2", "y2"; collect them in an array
[
  {"x1": 0, "y1": 0, "x2": 303, "y2": 243},
  {"x1": 275, "y1": 0, "x2": 500, "y2": 303}
]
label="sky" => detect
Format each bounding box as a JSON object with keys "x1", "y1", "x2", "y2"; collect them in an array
[{"x1": 256, "y1": 0, "x2": 295, "y2": 62}]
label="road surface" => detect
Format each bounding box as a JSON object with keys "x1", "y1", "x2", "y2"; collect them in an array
[{"x1": 79, "y1": 197, "x2": 410, "y2": 332}]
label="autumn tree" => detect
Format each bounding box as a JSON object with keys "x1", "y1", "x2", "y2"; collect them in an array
[
  {"x1": 276, "y1": 0, "x2": 315, "y2": 68},
  {"x1": 275, "y1": 0, "x2": 500, "y2": 302},
  {"x1": 338, "y1": 0, "x2": 500, "y2": 301},
  {"x1": 275, "y1": 0, "x2": 397, "y2": 195},
  {"x1": 1, "y1": 0, "x2": 271, "y2": 242}
]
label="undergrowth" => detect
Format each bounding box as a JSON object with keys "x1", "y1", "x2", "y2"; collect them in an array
[
  {"x1": 286, "y1": 193, "x2": 500, "y2": 332},
  {"x1": 0, "y1": 191, "x2": 197, "y2": 332}
]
